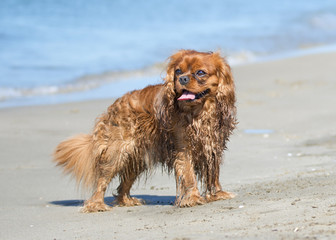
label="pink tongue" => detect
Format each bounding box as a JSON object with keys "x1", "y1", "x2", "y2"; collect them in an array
[{"x1": 177, "y1": 91, "x2": 196, "y2": 101}]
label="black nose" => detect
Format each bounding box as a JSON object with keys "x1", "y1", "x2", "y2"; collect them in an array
[{"x1": 179, "y1": 75, "x2": 190, "y2": 85}]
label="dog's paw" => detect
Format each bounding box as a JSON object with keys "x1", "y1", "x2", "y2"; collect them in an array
[
  {"x1": 206, "y1": 191, "x2": 236, "y2": 202},
  {"x1": 179, "y1": 194, "x2": 206, "y2": 208},
  {"x1": 117, "y1": 196, "x2": 144, "y2": 207},
  {"x1": 81, "y1": 201, "x2": 112, "y2": 213}
]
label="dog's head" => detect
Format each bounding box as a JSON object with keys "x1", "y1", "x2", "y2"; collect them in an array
[
  {"x1": 156, "y1": 50, "x2": 235, "y2": 126},
  {"x1": 165, "y1": 50, "x2": 235, "y2": 111}
]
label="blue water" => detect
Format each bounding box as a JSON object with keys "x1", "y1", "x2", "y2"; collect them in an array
[{"x1": 1, "y1": 0, "x2": 336, "y2": 107}]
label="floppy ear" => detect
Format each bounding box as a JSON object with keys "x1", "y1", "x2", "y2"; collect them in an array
[
  {"x1": 154, "y1": 51, "x2": 184, "y2": 127},
  {"x1": 214, "y1": 53, "x2": 237, "y2": 125},
  {"x1": 163, "y1": 55, "x2": 177, "y2": 105}
]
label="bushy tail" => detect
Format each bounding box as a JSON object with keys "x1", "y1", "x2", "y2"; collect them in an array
[{"x1": 53, "y1": 134, "x2": 96, "y2": 189}]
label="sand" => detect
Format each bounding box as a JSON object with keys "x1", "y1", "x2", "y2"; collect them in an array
[{"x1": 0, "y1": 51, "x2": 335, "y2": 240}]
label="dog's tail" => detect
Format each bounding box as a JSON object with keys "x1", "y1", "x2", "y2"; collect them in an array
[{"x1": 53, "y1": 134, "x2": 96, "y2": 189}]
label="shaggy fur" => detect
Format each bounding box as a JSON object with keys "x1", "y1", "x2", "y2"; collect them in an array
[{"x1": 54, "y1": 50, "x2": 237, "y2": 212}]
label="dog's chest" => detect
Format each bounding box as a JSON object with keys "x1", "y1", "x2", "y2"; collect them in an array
[{"x1": 183, "y1": 113, "x2": 221, "y2": 150}]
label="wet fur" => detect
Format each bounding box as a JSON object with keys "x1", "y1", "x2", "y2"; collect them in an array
[{"x1": 54, "y1": 50, "x2": 237, "y2": 212}]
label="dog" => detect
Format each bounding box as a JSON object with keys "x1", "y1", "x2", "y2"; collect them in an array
[{"x1": 54, "y1": 50, "x2": 237, "y2": 212}]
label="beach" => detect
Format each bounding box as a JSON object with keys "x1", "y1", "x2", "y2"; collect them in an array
[{"x1": 1, "y1": 51, "x2": 336, "y2": 239}]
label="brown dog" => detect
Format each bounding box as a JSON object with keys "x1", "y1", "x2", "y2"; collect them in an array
[{"x1": 54, "y1": 50, "x2": 237, "y2": 212}]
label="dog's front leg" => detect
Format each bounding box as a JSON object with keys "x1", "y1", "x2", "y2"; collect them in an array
[{"x1": 174, "y1": 152, "x2": 206, "y2": 207}]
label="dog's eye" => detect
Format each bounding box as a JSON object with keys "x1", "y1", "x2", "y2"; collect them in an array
[
  {"x1": 175, "y1": 69, "x2": 182, "y2": 75},
  {"x1": 196, "y1": 70, "x2": 206, "y2": 77}
]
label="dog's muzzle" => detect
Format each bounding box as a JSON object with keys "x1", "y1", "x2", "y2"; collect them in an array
[{"x1": 179, "y1": 75, "x2": 190, "y2": 85}]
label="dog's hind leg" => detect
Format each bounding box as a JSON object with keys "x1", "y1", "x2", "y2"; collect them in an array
[
  {"x1": 116, "y1": 172, "x2": 144, "y2": 207},
  {"x1": 82, "y1": 176, "x2": 112, "y2": 213},
  {"x1": 81, "y1": 140, "x2": 129, "y2": 213}
]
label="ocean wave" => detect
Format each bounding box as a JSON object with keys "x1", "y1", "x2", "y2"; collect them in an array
[
  {"x1": 226, "y1": 51, "x2": 258, "y2": 65},
  {"x1": 0, "y1": 63, "x2": 165, "y2": 101},
  {"x1": 0, "y1": 51, "x2": 260, "y2": 102},
  {"x1": 1, "y1": 44, "x2": 334, "y2": 104},
  {"x1": 310, "y1": 13, "x2": 336, "y2": 30}
]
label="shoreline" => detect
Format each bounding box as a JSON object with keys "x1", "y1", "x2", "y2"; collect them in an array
[
  {"x1": 2, "y1": 43, "x2": 336, "y2": 109},
  {"x1": 1, "y1": 50, "x2": 336, "y2": 239}
]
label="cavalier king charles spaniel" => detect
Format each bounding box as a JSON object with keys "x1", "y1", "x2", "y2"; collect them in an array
[{"x1": 54, "y1": 50, "x2": 237, "y2": 212}]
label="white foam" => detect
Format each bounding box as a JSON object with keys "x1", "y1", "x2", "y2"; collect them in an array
[
  {"x1": 227, "y1": 51, "x2": 258, "y2": 66},
  {"x1": 310, "y1": 13, "x2": 336, "y2": 30},
  {"x1": 0, "y1": 88, "x2": 23, "y2": 101},
  {"x1": 0, "y1": 86, "x2": 61, "y2": 101}
]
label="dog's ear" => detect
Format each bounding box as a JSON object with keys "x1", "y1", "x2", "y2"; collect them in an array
[
  {"x1": 214, "y1": 52, "x2": 237, "y2": 121},
  {"x1": 164, "y1": 57, "x2": 176, "y2": 101},
  {"x1": 154, "y1": 51, "x2": 186, "y2": 127},
  {"x1": 164, "y1": 50, "x2": 186, "y2": 91}
]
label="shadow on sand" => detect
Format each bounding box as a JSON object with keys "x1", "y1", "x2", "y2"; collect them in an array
[{"x1": 50, "y1": 195, "x2": 176, "y2": 207}]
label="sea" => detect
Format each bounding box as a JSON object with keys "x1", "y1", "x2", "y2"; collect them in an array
[{"x1": 1, "y1": 0, "x2": 336, "y2": 108}]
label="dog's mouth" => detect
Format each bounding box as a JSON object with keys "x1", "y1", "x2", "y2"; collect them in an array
[{"x1": 177, "y1": 89, "x2": 210, "y2": 101}]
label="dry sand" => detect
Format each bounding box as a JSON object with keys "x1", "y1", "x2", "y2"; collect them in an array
[{"x1": 0, "y1": 51, "x2": 335, "y2": 239}]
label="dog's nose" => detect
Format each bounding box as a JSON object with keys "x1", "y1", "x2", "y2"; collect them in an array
[{"x1": 179, "y1": 75, "x2": 190, "y2": 85}]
